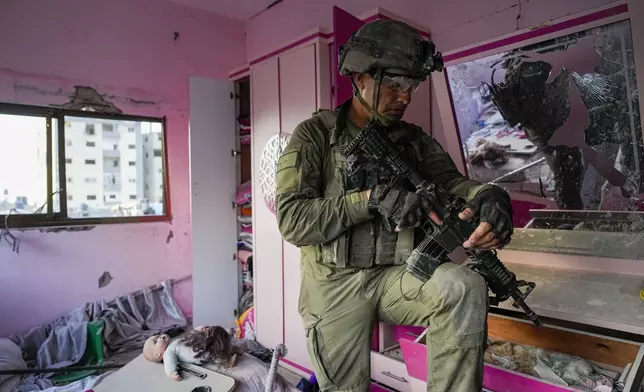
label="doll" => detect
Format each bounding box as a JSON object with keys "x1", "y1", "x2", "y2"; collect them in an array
[{"x1": 143, "y1": 325, "x2": 245, "y2": 381}]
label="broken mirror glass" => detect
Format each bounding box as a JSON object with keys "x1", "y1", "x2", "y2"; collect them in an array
[{"x1": 445, "y1": 19, "x2": 644, "y2": 258}]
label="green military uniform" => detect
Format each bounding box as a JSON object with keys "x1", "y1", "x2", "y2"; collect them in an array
[{"x1": 275, "y1": 99, "x2": 492, "y2": 392}]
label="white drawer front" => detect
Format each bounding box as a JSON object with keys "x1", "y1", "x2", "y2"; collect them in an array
[{"x1": 371, "y1": 351, "x2": 412, "y2": 392}]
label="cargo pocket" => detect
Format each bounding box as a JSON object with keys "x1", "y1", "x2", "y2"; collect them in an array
[
  {"x1": 320, "y1": 233, "x2": 349, "y2": 267},
  {"x1": 393, "y1": 230, "x2": 414, "y2": 265},
  {"x1": 301, "y1": 313, "x2": 335, "y2": 385}
]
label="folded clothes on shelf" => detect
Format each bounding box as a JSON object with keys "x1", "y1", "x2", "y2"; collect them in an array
[
  {"x1": 238, "y1": 249, "x2": 252, "y2": 264},
  {"x1": 236, "y1": 181, "x2": 252, "y2": 205},
  {"x1": 239, "y1": 118, "x2": 251, "y2": 131},
  {"x1": 238, "y1": 215, "x2": 252, "y2": 225},
  {"x1": 237, "y1": 240, "x2": 253, "y2": 251}
]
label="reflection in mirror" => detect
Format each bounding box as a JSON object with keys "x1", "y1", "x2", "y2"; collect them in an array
[{"x1": 446, "y1": 19, "x2": 643, "y2": 235}]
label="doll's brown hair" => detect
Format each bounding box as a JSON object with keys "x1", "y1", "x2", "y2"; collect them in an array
[{"x1": 183, "y1": 326, "x2": 232, "y2": 364}]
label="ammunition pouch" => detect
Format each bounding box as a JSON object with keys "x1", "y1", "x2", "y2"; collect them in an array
[{"x1": 314, "y1": 110, "x2": 415, "y2": 269}]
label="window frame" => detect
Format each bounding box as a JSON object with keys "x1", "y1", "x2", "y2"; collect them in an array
[{"x1": 0, "y1": 102, "x2": 172, "y2": 229}]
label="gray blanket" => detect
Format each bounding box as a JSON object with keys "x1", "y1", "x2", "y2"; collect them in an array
[{"x1": 2, "y1": 279, "x2": 188, "y2": 392}]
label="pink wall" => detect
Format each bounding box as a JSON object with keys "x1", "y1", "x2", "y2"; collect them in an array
[
  {"x1": 245, "y1": 0, "x2": 618, "y2": 65},
  {"x1": 0, "y1": 0, "x2": 245, "y2": 337}
]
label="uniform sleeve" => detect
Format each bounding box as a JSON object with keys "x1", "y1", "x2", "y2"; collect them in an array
[
  {"x1": 275, "y1": 120, "x2": 373, "y2": 246},
  {"x1": 417, "y1": 131, "x2": 492, "y2": 202}
]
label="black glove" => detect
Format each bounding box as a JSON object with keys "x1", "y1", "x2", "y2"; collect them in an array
[
  {"x1": 369, "y1": 185, "x2": 430, "y2": 231},
  {"x1": 465, "y1": 186, "x2": 514, "y2": 247}
]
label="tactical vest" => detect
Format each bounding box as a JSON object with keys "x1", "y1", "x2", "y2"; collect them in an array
[{"x1": 313, "y1": 109, "x2": 415, "y2": 269}]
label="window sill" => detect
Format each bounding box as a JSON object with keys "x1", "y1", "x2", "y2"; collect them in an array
[{"x1": 2, "y1": 214, "x2": 172, "y2": 231}]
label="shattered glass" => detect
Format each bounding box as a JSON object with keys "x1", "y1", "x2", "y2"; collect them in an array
[{"x1": 446, "y1": 19, "x2": 644, "y2": 254}]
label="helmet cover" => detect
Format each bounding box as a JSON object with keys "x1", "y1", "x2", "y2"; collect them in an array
[{"x1": 338, "y1": 19, "x2": 444, "y2": 81}]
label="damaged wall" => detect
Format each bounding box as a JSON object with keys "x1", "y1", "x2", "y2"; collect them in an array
[
  {"x1": 245, "y1": 0, "x2": 620, "y2": 62},
  {"x1": 0, "y1": 0, "x2": 246, "y2": 337}
]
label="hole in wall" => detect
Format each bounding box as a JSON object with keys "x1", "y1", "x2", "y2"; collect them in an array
[{"x1": 98, "y1": 271, "x2": 114, "y2": 289}]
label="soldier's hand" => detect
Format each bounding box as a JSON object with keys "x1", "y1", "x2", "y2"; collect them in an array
[
  {"x1": 459, "y1": 209, "x2": 499, "y2": 250},
  {"x1": 369, "y1": 186, "x2": 436, "y2": 231},
  {"x1": 458, "y1": 187, "x2": 514, "y2": 250}
]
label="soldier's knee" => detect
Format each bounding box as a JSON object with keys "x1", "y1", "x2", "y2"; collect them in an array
[
  {"x1": 432, "y1": 263, "x2": 488, "y2": 335},
  {"x1": 434, "y1": 263, "x2": 487, "y2": 306},
  {"x1": 455, "y1": 265, "x2": 488, "y2": 306}
]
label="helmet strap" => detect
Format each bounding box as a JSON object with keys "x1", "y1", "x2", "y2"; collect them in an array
[{"x1": 352, "y1": 68, "x2": 397, "y2": 127}]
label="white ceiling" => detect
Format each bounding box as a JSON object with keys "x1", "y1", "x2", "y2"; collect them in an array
[{"x1": 165, "y1": 0, "x2": 276, "y2": 20}]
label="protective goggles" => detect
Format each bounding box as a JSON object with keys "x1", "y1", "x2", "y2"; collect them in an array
[{"x1": 381, "y1": 73, "x2": 422, "y2": 92}]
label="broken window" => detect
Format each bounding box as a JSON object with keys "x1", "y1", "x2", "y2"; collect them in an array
[
  {"x1": 0, "y1": 102, "x2": 169, "y2": 228},
  {"x1": 446, "y1": 19, "x2": 642, "y2": 231}
]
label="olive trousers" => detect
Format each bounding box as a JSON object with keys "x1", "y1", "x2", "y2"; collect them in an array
[{"x1": 298, "y1": 258, "x2": 489, "y2": 392}]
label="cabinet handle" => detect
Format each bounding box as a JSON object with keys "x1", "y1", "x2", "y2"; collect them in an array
[{"x1": 381, "y1": 371, "x2": 408, "y2": 383}]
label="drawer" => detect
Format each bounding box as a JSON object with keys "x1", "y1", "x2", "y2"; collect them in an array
[
  {"x1": 399, "y1": 314, "x2": 644, "y2": 392},
  {"x1": 370, "y1": 382, "x2": 396, "y2": 392},
  {"x1": 371, "y1": 349, "x2": 412, "y2": 392}
]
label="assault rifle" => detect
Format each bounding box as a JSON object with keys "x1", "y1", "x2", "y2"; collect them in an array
[{"x1": 345, "y1": 119, "x2": 543, "y2": 327}]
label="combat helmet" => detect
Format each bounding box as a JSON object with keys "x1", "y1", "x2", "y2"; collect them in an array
[
  {"x1": 339, "y1": 19, "x2": 443, "y2": 80},
  {"x1": 338, "y1": 19, "x2": 444, "y2": 125}
]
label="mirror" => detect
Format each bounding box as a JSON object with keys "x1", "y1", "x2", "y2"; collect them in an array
[{"x1": 445, "y1": 18, "x2": 644, "y2": 258}]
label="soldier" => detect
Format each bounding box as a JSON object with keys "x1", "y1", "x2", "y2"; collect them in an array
[{"x1": 275, "y1": 20, "x2": 514, "y2": 392}]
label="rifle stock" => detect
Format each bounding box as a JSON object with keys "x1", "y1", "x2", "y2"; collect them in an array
[{"x1": 345, "y1": 119, "x2": 543, "y2": 327}]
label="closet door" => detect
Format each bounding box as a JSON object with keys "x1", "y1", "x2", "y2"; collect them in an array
[
  {"x1": 251, "y1": 59, "x2": 284, "y2": 350},
  {"x1": 189, "y1": 78, "x2": 238, "y2": 328},
  {"x1": 280, "y1": 44, "x2": 318, "y2": 371},
  {"x1": 332, "y1": 6, "x2": 365, "y2": 107}
]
